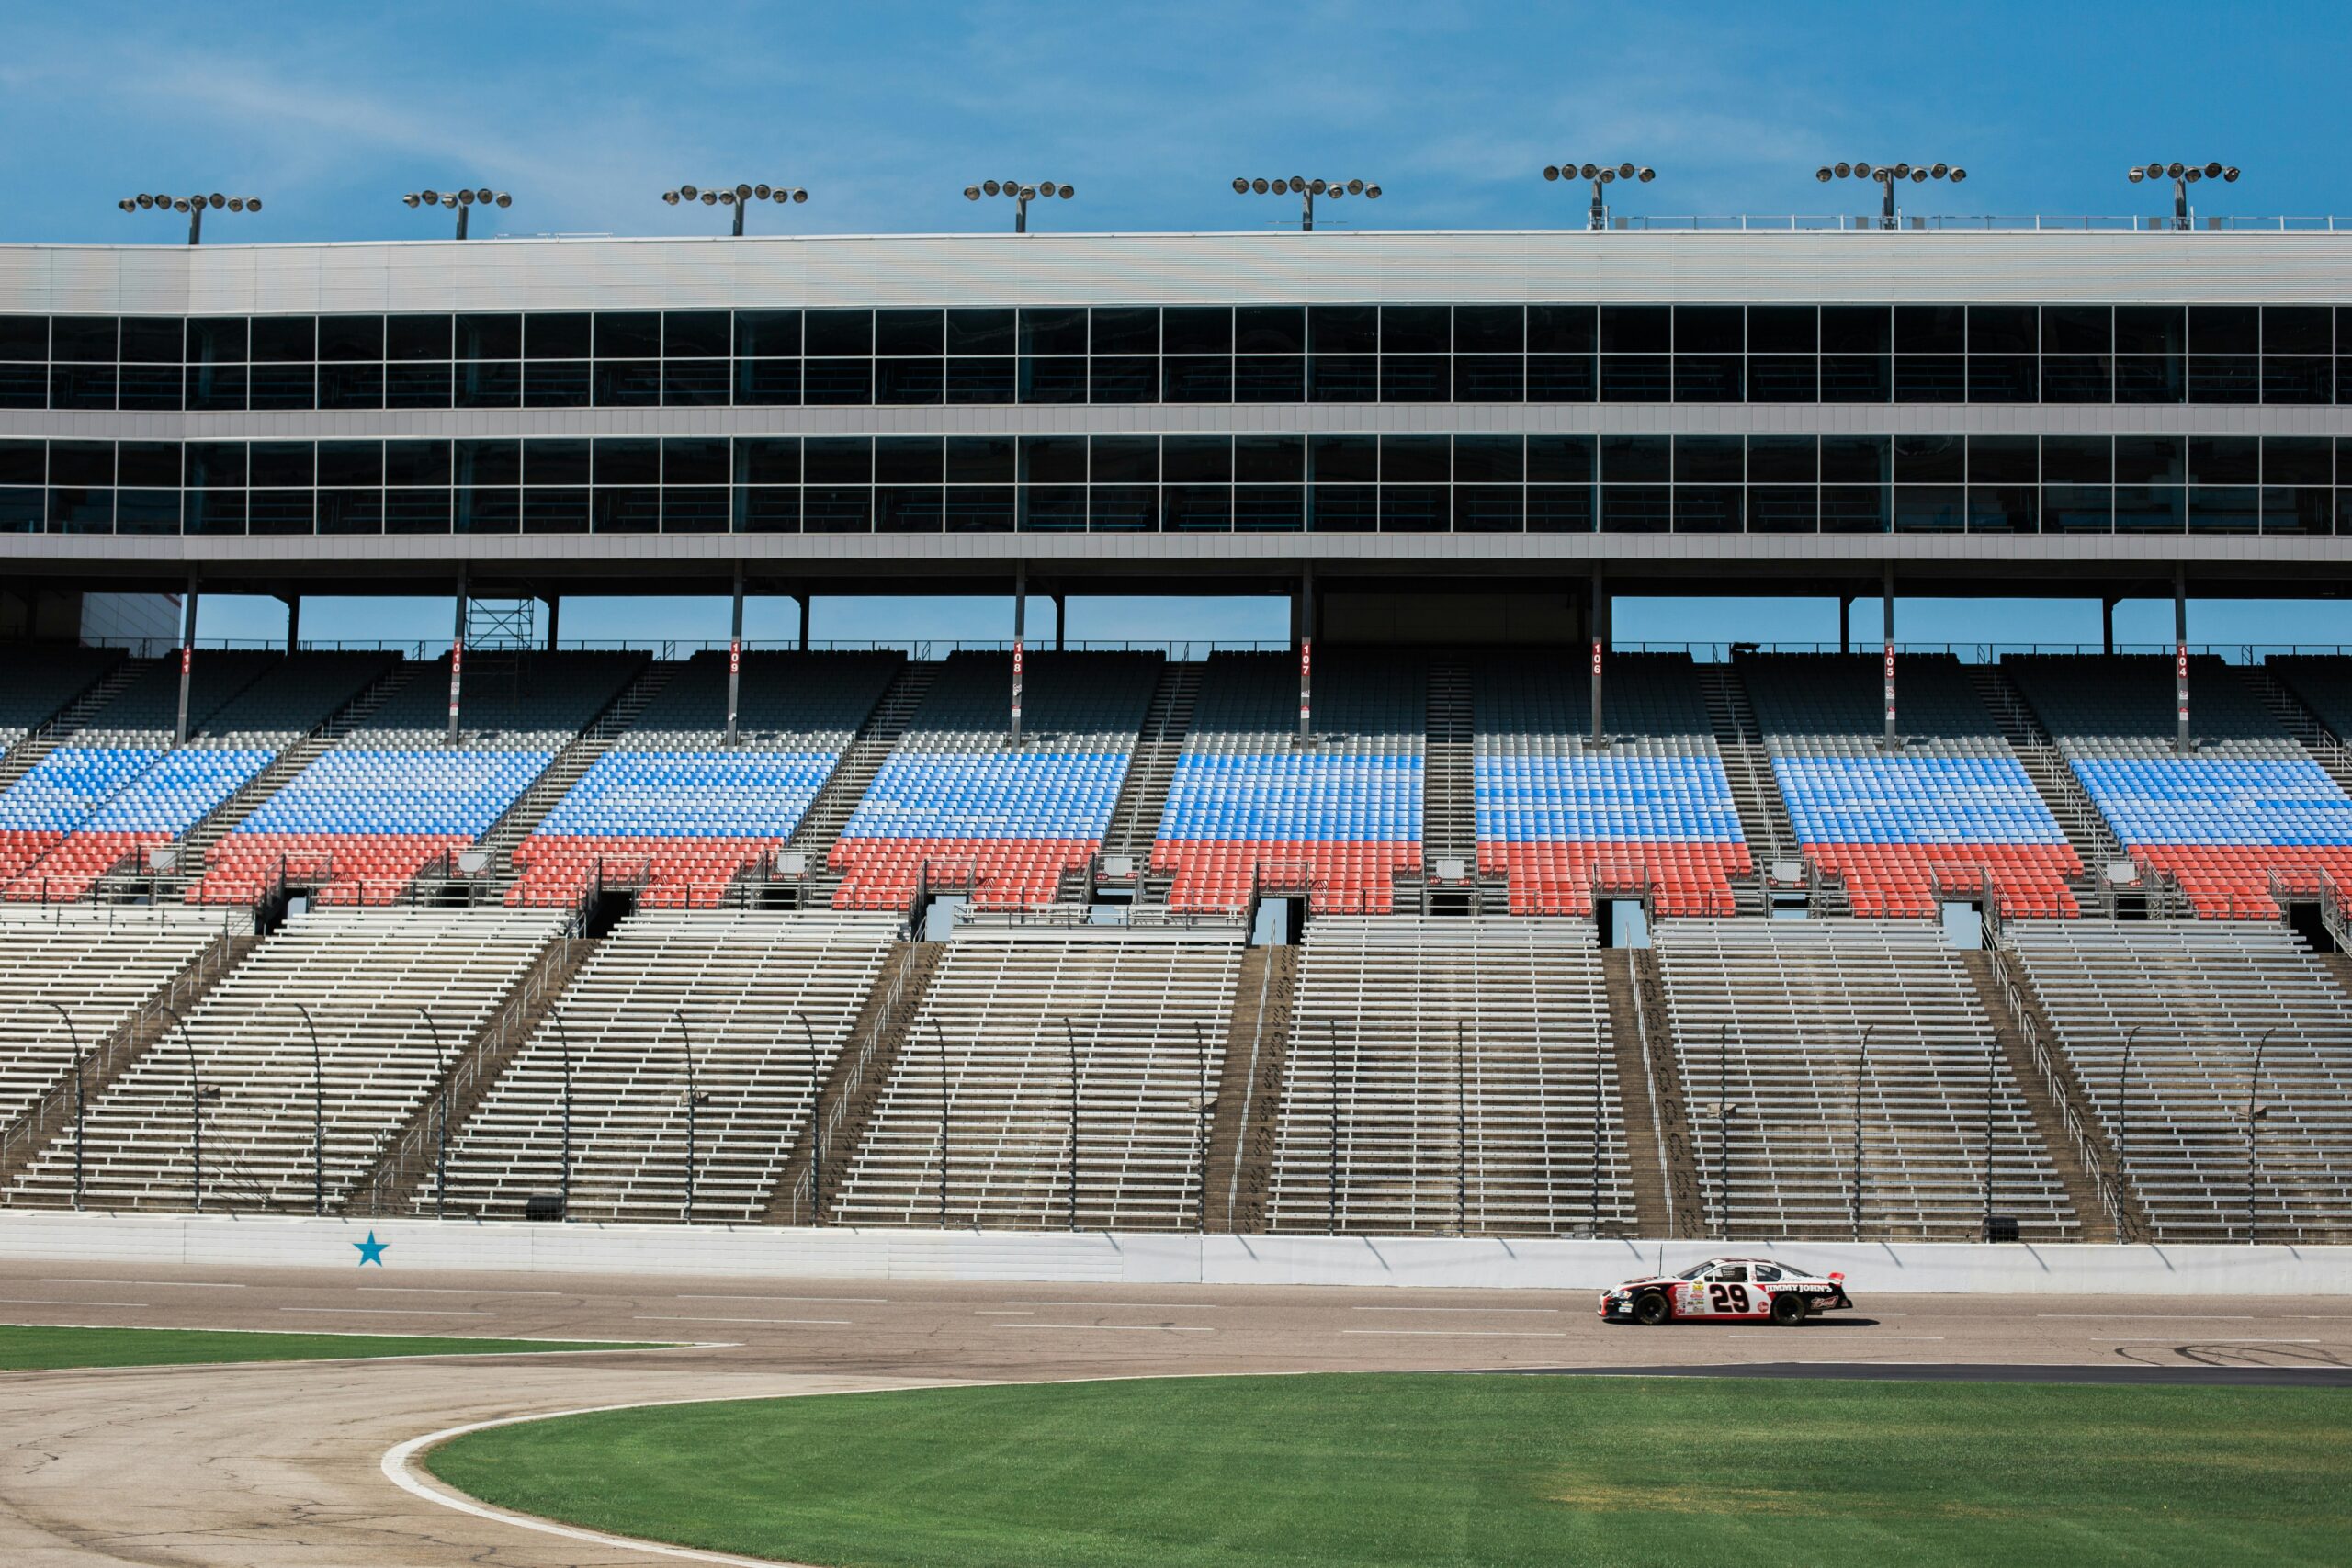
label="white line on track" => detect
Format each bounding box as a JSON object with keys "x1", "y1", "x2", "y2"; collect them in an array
[
  {"x1": 675, "y1": 1294, "x2": 891, "y2": 1304},
  {"x1": 992, "y1": 1323, "x2": 1214, "y2": 1333},
  {"x1": 359, "y1": 1286, "x2": 567, "y2": 1297},
  {"x1": 280, "y1": 1306, "x2": 495, "y2": 1318},
  {"x1": 634, "y1": 1314, "x2": 854, "y2": 1326},
  {"x1": 0, "y1": 1297, "x2": 148, "y2": 1308},
  {"x1": 2037, "y1": 1313, "x2": 2256, "y2": 1319},
  {"x1": 1001, "y1": 1301, "x2": 1228, "y2": 1310},
  {"x1": 1350, "y1": 1305, "x2": 1562, "y2": 1314},
  {"x1": 1340, "y1": 1329, "x2": 1566, "y2": 1338},
  {"x1": 40, "y1": 1278, "x2": 247, "y2": 1290}
]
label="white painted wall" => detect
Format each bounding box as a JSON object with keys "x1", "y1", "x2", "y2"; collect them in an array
[{"x1": 0, "y1": 1213, "x2": 2346, "y2": 1296}]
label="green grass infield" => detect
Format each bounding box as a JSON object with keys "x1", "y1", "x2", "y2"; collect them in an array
[
  {"x1": 426, "y1": 1371, "x2": 2352, "y2": 1568},
  {"x1": 0, "y1": 1323, "x2": 662, "y2": 1371}
]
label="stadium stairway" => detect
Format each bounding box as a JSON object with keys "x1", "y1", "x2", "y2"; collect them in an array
[
  {"x1": 1599, "y1": 948, "x2": 1673, "y2": 1236},
  {"x1": 1966, "y1": 663, "x2": 2134, "y2": 906},
  {"x1": 772, "y1": 937, "x2": 946, "y2": 1224},
  {"x1": 1695, "y1": 664, "x2": 1796, "y2": 914},
  {"x1": 0, "y1": 650, "x2": 130, "y2": 793},
  {"x1": 1199, "y1": 942, "x2": 1299, "y2": 1233},
  {"x1": 775, "y1": 660, "x2": 939, "y2": 908},
  {"x1": 1093, "y1": 660, "x2": 1202, "y2": 904},
  {"x1": 1416, "y1": 659, "x2": 1496, "y2": 914},
  {"x1": 1960, "y1": 947, "x2": 2121, "y2": 1242},
  {"x1": 2242, "y1": 661, "x2": 2352, "y2": 800},
  {"x1": 1630, "y1": 945, "x2": 1708, "y2": 1237}
]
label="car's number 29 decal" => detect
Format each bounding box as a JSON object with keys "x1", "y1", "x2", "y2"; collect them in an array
[{"x1": 1707, "y1": 1283, "x2": 1751, "y2": 1314}]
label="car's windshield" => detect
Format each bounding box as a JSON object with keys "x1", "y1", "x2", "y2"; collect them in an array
[{"x1": 1676, "y1": 1262, "x2": 1713, "y2": 1280}]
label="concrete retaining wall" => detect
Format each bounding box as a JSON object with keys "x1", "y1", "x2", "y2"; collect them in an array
[{"x1": 0, "y1": 1213, "x2": 2346, "y2": 1295}]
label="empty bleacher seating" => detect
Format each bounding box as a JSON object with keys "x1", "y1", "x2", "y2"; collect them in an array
[
  {"x1": 1744, "y1": 653, "x2": 2080, "y2": 919},
  {"x1": 831, "y1": 926, "x2": 1239, "y2": 1228},
  {"x1": 7, "y1": 908, "x2": 564, "y2": 1212},
  {"x1": 830, "y1": 652, "x2": 1159, "y2": 910},
  {"x1": 1654, "y1": 919, "x2": 2077, "y2": 1241},
  {"x1": 1475, "y1": 652, "x2": 1749, "y2": 917},
  {"x1": 2002, "y1": 919, "x2": 2352, "y2": 1242},
  {"x1": 430, "y1": 911, "x2": 899, "y2": 1221},
  {"x1": 2007, "y1": 655, "x2": 2352, "y2": 918},
  {"x1": 1268, "y1": 917, "x2": 1633, "y2": 1234},
  {"x1": 2270, "y1": 656, "x2": 2352, "y2": 744},
  {"x1": 509, "y1": 651, "x2": 901, "y2": 908},
  {"x1": 1155, "y1": 650, "x2": 1423, "y2": 913},
  {"x1": 0, "y1": 645, "x2": 119, "y2": 752},
  {"x1": 194, "y1": 651, "x2": 644, "y2": 906}
]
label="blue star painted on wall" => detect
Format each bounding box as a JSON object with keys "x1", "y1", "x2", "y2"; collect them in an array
[{"x1": 354, "y1": 1231, "x2": 389, "y2": 1267}]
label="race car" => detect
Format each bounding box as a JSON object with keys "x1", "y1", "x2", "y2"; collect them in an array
[{"x1": 1599, "y1": 1258, "x2": 1852, "y2": 1325}]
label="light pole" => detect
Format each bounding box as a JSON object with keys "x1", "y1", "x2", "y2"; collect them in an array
[
  {"x1": 2128, "y1": 161, "x2": 2239, "y2": 231},
  {"x1": 2245, "y1": 1028, "x2": 2277, "y2": 1245},
  {"x1": 549, "y1": 1007, "x2": 574, "y2": 1218},
  {"x1": 1813, "y1": 161, "x2": 1967, "y2": 229},
  {"x1": 401, "y1": 186, "x2": 511, "y2": 239},
  {"x1": 797, "y1": 1012, "x2": 823, "y2": 1225},
  {"x1": 1327, "y1": 1019, "x2": 1344, "y2": 1233},
  {"x1": 2116, "y1": 1023, "x2": 2147, "y2": 1242},
  {"x1": 933, "y1": 1020, "x2": 952, "y2": 1229},
  {"x1": 1232, "y1": 175, "x2": 1381, "y2": 232},
  {"x1": 963, "y1": 178, "x2": 1074, "y2": 234},
  {"x1": 672, "y1": 1010, "x2": 707, "y2": 1223},
  {"x1": 289, "y1": 1002, "x2": 325, "y2": 1217},
  {"x1": 161, "y1": 1004, "x2": 214, "y2": 1213},
  {"x1": 1061, "y1": 1021, "x2": 1083, "y2": 1232},
  {"x1": 415, "y1": 1007, "x2": 453, "y2": 1220},
  {"x1": 1851, "y1": 1024, "x2": 1875, "y2": 1242},
  {"x1": 1193, "y1": 1021, "x2": 1211, "y2": 1235},
  {"x1": 1454, "y1": 1020, "x2": 1468, "y2": 1235},
  {"x1": 39, "y1": 1002, "x2": 86, "y2": 1211},
  {"x1": 662, "y1": 182, "x2": 808, "y2": 237},
  {"x1": 118, "y1": 191, "x2": 261, "y2": 245},
  {"x1": 1541, "y1": 160, "x2": 1655, "y2": 231}
]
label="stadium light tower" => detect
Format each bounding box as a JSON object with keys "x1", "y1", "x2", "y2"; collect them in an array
[
  {"x1": 662, "y1": 182, "x2": 808, "y2": 237},
  {"x1": 118, "y1": 191, "x2": 261, "y2": 245},
  {"x1": 1813, "y1": 161, "x2": 1966, "y2": 229},
  {"x1": 401, "y1": 186, "x2": 511, "y2": 239},
  {"x1": 964, "y1": 178, "x2": 1075, "y2": 233},
  {"x1": 2128, "y1": 160, "x2": 2239, "y2": 231},
  {"x1": 1541, "y1": 161, "x2": 1655, "y2": 231},
  {"x1": 1232, "y1": 175, "x2": 1381, "y2": 232}
]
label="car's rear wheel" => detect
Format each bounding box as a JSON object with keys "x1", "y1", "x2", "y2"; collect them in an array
[
  {"x1": 1633, "y1": 1292, "x2": 1671, "y2": 1326},
  {"x1": 1769, "y1": 1290, "x2": 1807, "y2": 1325}
]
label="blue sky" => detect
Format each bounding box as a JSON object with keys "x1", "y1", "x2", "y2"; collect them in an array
[{"x1": 6, "y1": 0, "x2": 2346, "y2": 652}]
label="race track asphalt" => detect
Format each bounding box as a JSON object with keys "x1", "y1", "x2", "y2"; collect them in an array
[{"x1": 1, "y1": 1258, "x2": 2345, "y2": 1565}]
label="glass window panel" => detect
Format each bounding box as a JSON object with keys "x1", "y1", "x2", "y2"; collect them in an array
[
  {"x1": 246, "y1": 363, "x2": 315, "y2": 410},
  {"x1": 2112, "y1": 435, "x2": 2185, "y2": 485},
  {"x1": 1308, "y1": 434, "x2": 1377, "y2": 483},
  {"x1": 317, "y1": 315, "x2": 383, "y2": 361},
  {"x1": 1309, "y1": 485, "x2": 1377, "y2": 533},
  {"x1": 118, "y1": 318, "x2": 179, "y2": 363},
  {"x1": 1747, "y1": 436, "x2": 1816, "y2": 483},
  {"x1": 316, "y1": 439, "x2": 383, "y2": 487},
  {"x1": 456, "y1": 360, "x2": 520, "y2": 409},
  {"x1": 662, "y1": 358, "x2": 732, "y2": 406},
  {"x1": 109, "y1": 441, "x2": 171, "y2": 488},
  {"x1": 385, "y1": 439, "x2": 452, "y2": 488},
  {"x1": 319, "y1": 362, "x2": 385, "y2": 410},
  {"x1": 1600, "y1": 435, "x2": 1669, "y2": 483},
  {"x1": 944, "y1": 308, "x2": 1012, "y2": 355},
  {"x1": 1526, "y1": 484, "x2": 1594, "y2": 533},
  {"x1": 522, "y1": 487, "x2": 591, "y2": 534},
  {"x1": 246, "y1": 490, "x2": 315, "y2": 536},
  {"x1": 1381, "y1": 435, "x2": 1449, "y2": 483},
  {"x1": 1019, "y1": 435, "x2": 1087, "y2": 485},
  {"x1": 2041, "y1": 355, "x2": 2113, "y2": 402},
  {"x1": 1748, "y1": 487, "x2": 1817, "y2": 533},
  {"x1": 944, "y1": 358, "x2": 1013, "y2": 403},
  {"x1": 1309, "y1": 305, "x2": 1377, "y2": 354},
  {"x1": 1235, "y1": 306, "x2": 1304, "y2": 354},
  {"x1": 183, "y1": 489, "x2": 245, "y2": 536},
  {"x1": 1162, "y1": 307, "x2": 1233, "y2": 355},
  {"x1": 2041, "y1": 436, "x2": 2111, "y2": 483},
  {"x1": 455, "y1": 438, "x2": 521, "y2": 488},
  {"x1": 1235, "y1": 485, "x2": 1305, "y2": 532},
  {"x1": 1234, "y1": 355, "x2": 1304, "y2": 402},
  {"x1": 0, "y1": 440, "x2": 43, "y2": 486},
  {"x1": 248, "y1": 441, "x2": 314, "y2": 488},
  {"x1": 1453, "y1": 306, "x2": 1522, "y2": 353},
  {"x1": 2111, "y1": 485, "x2": 2185, "y2": 531},
  {"x1": 50, "y1": 364, "x2": 117, "y2": 410},
  {"x1": 2263, "y1": 358, "x2": 2332, "y2": 405},
  {"x1": 1967, "y1": 356, "x2": 2037, "y2": 403},
  {"x1": 456, "y1": 487, "x2": 519, "y2": 535},
  {"x1": 524, "y1": 312, "x2": 590, "y2": 358},
  {"x1": 1452, "y1": 487, "x2": 1523, "y2": 533},
  {"x1": 2117, "y1": 305, "x2": 2182, "y2": 355},
  {"x1": 2115, "y1": 355, "x2": 2184, "y2": 403},
  {"x1": 2266, "y1": 436, "x2": 2331, "y2": 485},
  {"x1": 1019, "y1": 356, "x2": 1087, "y2": 404},
  {"x1": 312, "y1": 490, "x2": 381, "y2": 536},
  {"x1": 1088, "y1": 486, "x2": 1156, "y2": 532},
  {"x1": 874, "y1": 308, "x2": 944, "y2": 356},
  {"x1": 2263, "y1": 306, "x2": 2332, "y2": 355},
  {"x1": 1163, "y1": 436, "x2": 1233, "y2": 483},
  {"x1": 1894, "y1": 355, "x2": 1965, "y2": 401},
  {"x1": 1966, "y1": 305, "x2": 2037, "y2": 354},
  {"x1": 1892, "y1": 434, "x2": 1964, "y2": 484},
  {"x1": 2041, "y1": 484, "x2": 2112, "y2": 532},
  {"x1": 1747, "y1": 356, "x2": 1817, "y2": 401},
  {"x1": 2044, "y1": 306, "x2": 2112, "y2": 355},
  {"x1": 1021, "y1": 486, "x2": 1088, "y2": 531},
  {"x1": 524, "y1": 439, "x2": 591, "y2": 486},
  {"x1": 1017, "y1": 307, "x2": 1086, "y2": 355},
  {"x1": 117, "y1": 365, "x2": 182, "y2": 411},
  {"x1": 1379, "y1": 355, "x2": 1446, "y2": 401},
  {"x1": 51, "y1": 317, "x2": 119, "y2": 362},
  {"x1": 1673, "y1": 435, "x2": 1742, "y2": 483},
  {"x1": 1163, "y1": 356, "x2": 1234, "y2": 402},
  {"x1": 601, "y1": 435, "x2": 666, "y2": 487},
  {"x1": 1895, "y1": 305, "x2": 1966, "y2": 354},
  {"x1": 1600, "y1": 305, "x2": 1669, "y2": 354},
  {"x1": 1164, "y1": 485, "x2": 1234, "y2": 532},
  {"x1": 871, "y1": 436, "x2": 942, "y2": 485},
  {"x1": 1380, "y1": 485, "x2": 1448, "y2": 533},
  {"x1": 2189, "y1": 356, "x2": 2260, "y2": 403},
  {"x1": 1894, "y1": 484, "x2": 1965, "y2": 532},
  {"x1": 736, "y1": 437, "x2": 802, "y2": 486},
  {"x1": 1968, "y1": 486, "x2": 2038, "y2": 533},
  {"x1": 804, "y1": 438, "x2": 873, "y2": 485},
  {"x1": 734, "y1": 310, "x2": 802, "y2": 357},
  {"x1": 45, "y1": 486, "x2": 112, "y2": 533},
  {"x1": 594, "y1": 311, "x2": 662, "y2": 358},
  {"x1": 1453, "y1": 355, "x2": 1523, "y2": 402},
  {"x1": 1525, "y1": 355, "x2": 1596, "y2": 401},
  {"x1": 1526, "y1": 305, "x2": 1596, "y2": 354},
  {"x1": 944, "y1": 487, "x2": 1011, "y2": 533},
  {"x1": 1674, "y1": 485, "x2": 1743, "y2": 533},
  {"x1": 1600, "y1": 486, "x2": 1671, "y2": 532},
  {"x1": 2190, "y1": 305, "x2": 2259, "y2": 355},
  {"x1": 387, "y1": 362, "x2": 454, "y2": 409},
  {"x1": 944, "y1": 436, "x2": 1012, "y2": 485},
  {"x1": 526, "y1": 360, "x2": 594, "y2": 407},
  {"x1": 1747, "y1": 306, "x2": 1816, "y2": 355},
  {"x1": 1819, "y1": 486, "x2": 1889, "y2": 534},
  {"x1": 385, "y1": 490, "x2": 452, "y2": 535},
  {"x1": 1452, "y1": 435, "x2": 1523, "y2": 483},
  {"x1": 388, "y1": 315, "x2": 453, "y2": 361},
  {"x1": 874, "y1": 358, "x2": 945, "y2": 404},
  {"x1": 1381, "y1": 306, "x2": 1449, "y2": 354},
  {"x1": 2188, "y1": 487, "x2": 2259, "y2": 532},
  {"x1": 1821, "y1": 306, "x2": 1890, "y2": 354},
  {"x1": 804, "y1": 310, "x2": 874, "y2": 357},
  {"x1": 189, "y1": 321, "x2": 253, "y2": 370},
  {"x1": 1089, "y1": 356, "x2": 1157, "y2": 403},
  {"x1": 1820, "y1": 355, "x2": 1890, "y2": 401},
  {"x1": 1525, "y1": 434, "x2": 1595, "y2": 483},
  {"x1": 663, "y1": 310, "x2": 732, "y2": 358},
  {"x1": 1308, "y1": 355, "x2": 1377, "y2": 402},
  {"x1": 1090, "y1": 436, "x2": 1159, "y2": 484},
  {"x1": 801, "y1": 488, "x2": 871, "y2": 533},
  {"x1": 804, "y1": 358, "x2": 875, "y2": 404},
  {"x1": 2185, "y1": 437, "x2": 2258, "y2": 485},
  {"x1": 1673, "y1": 355, "x2": 1742, "y2": 401},
  {"x1": 874, "y1": 487, "x2": 944, "y2": 534},
  {"x1": 1820, "y1": 435, "x2": 1890, "y2": 484},
  {"x1": 0, "y1": 316, "x2": 47, "y2": 359},
  {"x1": 2262, "y1": 487, "x2": 2332, "y2": 535},
  {"x1": 1600, "y1": 355, "x2": 1670, "y2": 401},
  {"x1": 457, "y1": 312, "x2": 522, "y2": 360},
  {"x1": 1089, "y1": 307, "x2": 1158, "y2": 355},
  {"x1": 1234, "y1": 435, "x2": 1306, "y2": 483},
  {"x1": 1675, "y1": 306, "x2": 1743, "y2": 353}
]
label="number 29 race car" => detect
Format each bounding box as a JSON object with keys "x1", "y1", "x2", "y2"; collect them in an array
[{"x1": 1599, "y1": 1258, "x2": 1853, "y2": 1325}]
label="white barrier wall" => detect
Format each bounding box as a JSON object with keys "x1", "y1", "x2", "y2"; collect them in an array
[{"x1": 0, "y1": 1213, "x2": 2347, "y2": 1295}]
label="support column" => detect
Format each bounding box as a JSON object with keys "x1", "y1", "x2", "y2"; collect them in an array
[
  {"x1": 544, "y1": 595, "x2": 560, "y2": 651},
  {"x1": 1052, "y1": 592, "x2": 1066, "y2": 652},
  {"x1": 724, "y1": 564, "x2": 744, "y2": 747},
  {"x1": 1297, "y1": 565, "x2": 1315, "y2": 743},
  {"x1": 1010, "y1": 564, "x2": 1026, "y2": 748},
  {"x1": 797, "y1": 593, "x2": 810, "y2": 653},
  {"x1": 281, "y1": 595, "x2": 300, "y2": 655},
  {"x1": 446, "y1": 571, "x2": 468, "y2": 748},
  {"x1": 174, "y1": 580, "x2": 198, "y2": 745},
  {"x1": 1839, "y1": 594, "x2": 1853, "y2": 656},
  {"x1": 2174, "y1": 568, "x2": 2191, "y2": 754},
  {"x1": 2101, "y1": 594, "x2": 2117, "y2": 657},
  {"x1": 1589, "y1": 570, "x2": 1606, "y2": 747},
  {"x1": 1881, "y1": 565, "x2": 1897, "y2": 751}
]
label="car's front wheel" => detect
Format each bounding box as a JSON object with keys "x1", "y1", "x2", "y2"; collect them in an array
[
  {"x1": 1769, "y1": 1291, "x2": 1807, "y2": 1325},
  {"x1": 1633, "y1": 1292, "x2": 1672, "y2": 1326}
]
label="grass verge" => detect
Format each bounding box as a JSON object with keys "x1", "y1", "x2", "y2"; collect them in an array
[
  {"x1": 0, "y1": 1324, "x2": 661, "y2": 1371},
  {"x1": 426, "y1": 1371, "x2": 2352, "y2": 1568}
]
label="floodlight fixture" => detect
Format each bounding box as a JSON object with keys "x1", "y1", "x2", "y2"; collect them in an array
[
  {"x1": 1812, "y1": 159, "x2": 1966, "y2": 228},
  {"x1": 401, "y1": 186, "x2": 513, "y2": 239},
  {"x1": 119, "y1": 189, "x2": 262, "y2": 245},
  {"x1": 1543, "y1": 159, "x2": 1657, "y2": 230},
  {"x1": 662, "y1": 181, "x2": 808, "y2": 235},
  {"x1": 2128, "y1": 159, "x2": 2240, "y2": 229},
  {"x1": 964, "y1": 177, "x2": 1076, "y2": 233},
  {"x1": 1233, "y1": 172, "x2": 1381, "y2": 231}
]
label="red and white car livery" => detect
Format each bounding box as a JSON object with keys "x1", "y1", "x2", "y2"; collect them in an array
[{"x1": 1599, "y1": 1257, "x2": 1852, "y2": 1325}]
